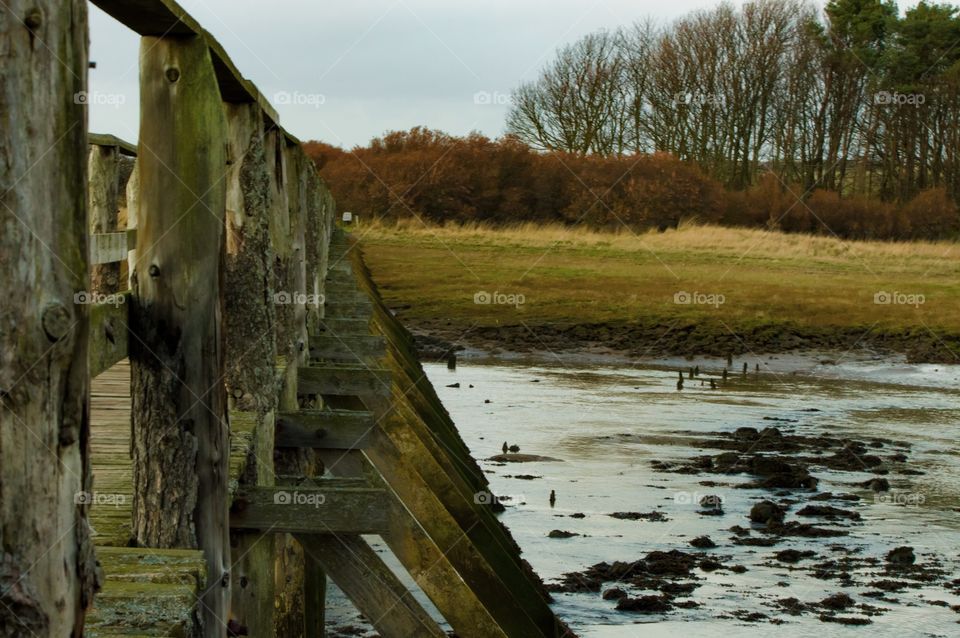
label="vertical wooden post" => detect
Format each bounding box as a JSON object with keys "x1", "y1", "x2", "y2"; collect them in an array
[
  {"x1": 0, "y1": 1, "x2": 97, "y2": 635},
  {"x1": 303, "y1": 552, "x2": 326, "y2": 636},
  {"x1": 129, "y1": 34, "x2": 230, "y2": 637},
  {"x1": 224, "y1": 102, "x2": 277, "y2": 636},
  {"x1": 87, "y1": 143, "x2": 121, "y2": 293},
  {"x1": 124, "y1": 160, "x2": 139, "y2": 290}
]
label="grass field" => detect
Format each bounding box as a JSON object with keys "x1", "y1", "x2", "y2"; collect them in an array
[{"x1": 354, "y1": 219, "x2": 960, "y2": 360}]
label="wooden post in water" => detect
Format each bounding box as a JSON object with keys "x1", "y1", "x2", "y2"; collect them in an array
[
  {"x1": 129, "y1": 34, "x2": 230, "y2": 637},
  {"x1": 0, "y1": 1, "x2": 97, "y2": 635}
]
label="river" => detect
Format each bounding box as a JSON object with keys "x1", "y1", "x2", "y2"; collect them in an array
[{"x1": 326, "y1": 355, "x2": 960, "y2": 636}]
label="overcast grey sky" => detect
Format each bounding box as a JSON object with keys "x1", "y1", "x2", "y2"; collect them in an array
[{"x1": 89, "y1": 0, "x2": 770, "y2": 148}]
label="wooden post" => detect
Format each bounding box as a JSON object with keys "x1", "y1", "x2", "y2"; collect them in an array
[
  {"x1": 0, "y1": 1, "x2": 97, "y2": 635},
  {"x1": 129, "y1": 34, "x2": 230, "y2": 637},
  {"x1": 224, "y1": 102, "x2": 278, "y2": 636},
  {"x1": 88, "y1": 143, "x2": 121, "y2": 293}
]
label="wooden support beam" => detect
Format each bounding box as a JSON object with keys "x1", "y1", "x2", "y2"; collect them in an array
[
  {"x1": 129, "y1": 33, "x2": 230, "y2": 636},
  {"x1": 88, "y1": 132, "x2": 138, "y2": 156},
  {"x1": 89, "y1": 231, "x2": 130, "y2": 265},
  {"x1": 297, "y1": 364, "x2": 391, "y2": 398},
  {"x1": 309, "y1": 334, "x2": 387, "y2": 362},
  {"x1": 324, "y1": 299, "x2": 373, "y2": 318},
  {"x1": 0, "y1": 1, "x2": 96, "y2": 632},
  {"x1": 321, "y1": 452, "x2": 509, "y2": 638},
  {"x1": 315, "y1": 317, "x2": 372, "y2": 336},
  {"x1": 276, "y1": 409, "x2": 375, "y2": 449},
  {"x1": 296, "y1": 534, "x2": 447, "y2": 638},
  {"x1": 230, "y1": 485, "x2": 389, "y2": 534},
  {"x1": 88, "y1": 292, "x2": 130, "y2": 377}
]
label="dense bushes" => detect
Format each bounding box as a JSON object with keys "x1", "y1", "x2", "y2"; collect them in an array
[{"x1": 307, "y1": 128, "x2": 959, "y2": 241}]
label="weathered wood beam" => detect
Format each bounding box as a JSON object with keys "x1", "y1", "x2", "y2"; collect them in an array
[
  {"x1": 129, "y1": 33, "x2": 230, "y2": 636},
  {"x1": 297, "y1": 364, "x2": 391, "y2": 398},
  {"x1": 88, "y1": 143, "x2": 122, "y2": 292},
  {"x1": 0, "y1": 2, "x2": 96, "y2": 633},
  {"x1": 88, "y1": 132, "x2": 138, "y2": 156},
  {"x1": 309, "y1": 334, "x2": 387, "y2": 362},
  {"x1": 224, "y1": 101, "x2": 279, "y2": 635},
  {"x1": 276, "y1": 409, "x2": 374, "y2": 449},
  {"x1": 296, "y1": 534, "x2": 447, "y2": 638},
  {"x1": 88, "y1": 292, "x2": 130, "y2": 378},
  {"x1": 314, "y1": 317, "x2": 372, "y2": 336},
  {"x1": 89, "y1": 0, "x2": 280, "y2": 121},
  {"x1": 230, "y1": 485, "x2": 389, "y2": 534},
  {"x1": 320, "y1": 452, "x2": 509, "y2": 638},
  {"x1": 324, "y1": 299, "x2": 374, "y2": 318},
  {"x1": 89, "y1": 231, "x2": 129, "y2": 265}
]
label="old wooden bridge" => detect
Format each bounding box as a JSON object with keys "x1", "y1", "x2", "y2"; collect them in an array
[{"x1": 0, "y1": 1, "x2": 573, "y2": 636}]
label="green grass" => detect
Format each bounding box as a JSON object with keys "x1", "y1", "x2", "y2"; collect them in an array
[{"x1": 354, "y1": 220, "x2": 960, "y2": 351}]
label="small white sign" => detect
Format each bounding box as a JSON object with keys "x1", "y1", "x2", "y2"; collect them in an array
[{"x1": 342, "y1": 211, "x2": 353, "y2": 223}]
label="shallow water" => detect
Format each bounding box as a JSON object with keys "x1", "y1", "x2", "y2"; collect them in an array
[{"x1": 421, "y1": 357, "x2": 960, "y2": 637}]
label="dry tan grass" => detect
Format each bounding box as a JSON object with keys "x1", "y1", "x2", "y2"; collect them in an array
[{"x1": 356, "y1": 218, "x2": 960, "y2": 332}]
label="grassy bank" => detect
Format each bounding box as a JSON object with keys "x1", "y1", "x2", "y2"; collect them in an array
[{"x1": 355, "y1": 220, "x2": 960, "y2": 362}]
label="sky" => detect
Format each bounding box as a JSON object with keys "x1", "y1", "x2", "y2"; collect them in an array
[{"x1": 88, "y1": 0, "x2": 858, "y2": 149}]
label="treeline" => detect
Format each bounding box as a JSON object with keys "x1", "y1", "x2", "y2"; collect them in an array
[
  {"x1": 304, "y1": 128, "x2": 958, "y2": 240},
  {"x1": 507, "y1": 0, "x2": 960, "y2": 202}
]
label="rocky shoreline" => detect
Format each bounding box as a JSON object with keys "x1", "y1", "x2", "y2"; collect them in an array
[
  {"x1": 534, "y1": 408, "x2": 960, "y2": 626},
  {"x1": 407, "y1": 320, "x2": 960, "y2": 365}
]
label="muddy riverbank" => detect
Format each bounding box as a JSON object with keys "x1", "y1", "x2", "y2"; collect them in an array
[{"x1": 409, "y1": 320, "x2": 960, "y2": 365}]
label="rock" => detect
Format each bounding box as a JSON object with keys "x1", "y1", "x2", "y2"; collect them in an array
[
  {"x1": 699, "y1": 494, "x2": 723, "y2": 510},
  {"x1": 751, "y1": 455, "x2": 795, "y2": 476},
  {"x1": 796, "y1": 505, "x2": 861, "y2": 520},
  {"x1": 699, "y1": 558, "x2": 722, "y2": 571},
  {"x1": 820, "y1": 592, "x2": 855, "y2": 610},
  {"x1": 774, "y1": 549, "x2": 816, "y2": 563},
  {"x1": 548, "y1": 530, "x2": 578, "y2": 539},
  {"x1": 886, "y1": 546, "x2": 915, "y2": 566},
  {"x1": 615, "y1": 595, "x2": 672, "y2": 613},
  {"x1": 608, "y1": 511, "x2": 669, "y2": 522},
  {"x1": 750, "y1": 500, "x2": 786, "y2": 524},
  {"x1": 733, "y1": 427, "x2": 759, "y2": 441},
  {"x1": 445, "y1": 382, "x2": 460, "y2": 388},
  {"x1": 860, "y1": 477, "x2": 890, "y2": 492},
  {"x1": 486, "y1": 453, "x2": 562, "y2": 463},
  {"x1": 689, "y1": 535, "x2": 716, "y2": 549},
  {"x1": 602, "y1": 587, "x2": 627, "y2": 601}
]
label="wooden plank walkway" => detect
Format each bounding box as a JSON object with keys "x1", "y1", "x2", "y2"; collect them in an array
[{"x1": 86, "y1": 361, "x2": 207, "y2": 637}]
